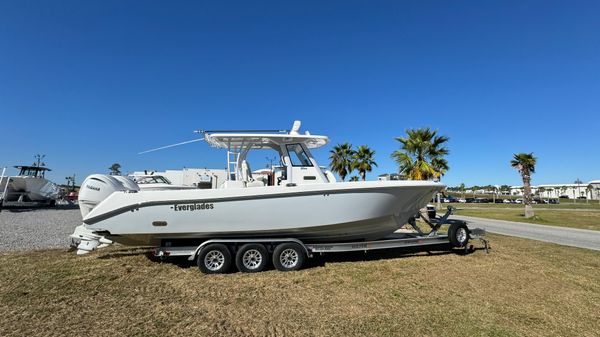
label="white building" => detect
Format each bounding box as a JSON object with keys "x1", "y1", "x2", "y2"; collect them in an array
[
  {"x1": 378, "y1": 173, "x2": 404, "y2": 181},
  {"x1": 510, "y1": 180, "x2": 600, "y2": 200}
]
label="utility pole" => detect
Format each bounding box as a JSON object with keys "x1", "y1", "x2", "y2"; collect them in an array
[{"x1": 574, "y1": 178, "x2": 583, "y2": 204}]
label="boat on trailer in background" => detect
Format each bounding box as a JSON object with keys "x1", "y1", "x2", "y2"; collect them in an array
[
  {"x1": 0, "y1": 165, "x2": 61, "y2": 208},
  {"x1": 70, "y1": 121, "x2": 486, "y2": 273}
]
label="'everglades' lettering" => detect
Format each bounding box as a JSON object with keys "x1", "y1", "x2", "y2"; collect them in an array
[{"x1": 173, "y1": 203, "x2": 215, "y2": 212}]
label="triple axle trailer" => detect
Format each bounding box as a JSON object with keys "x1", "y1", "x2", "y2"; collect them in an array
[{"x1": 154, "y1": 207, "x2": 490, "y2": 274}]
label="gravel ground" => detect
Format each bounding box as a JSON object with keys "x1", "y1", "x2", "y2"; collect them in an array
[{"x1": 0, "y1": 207, "x2": 82, "y2": 252}]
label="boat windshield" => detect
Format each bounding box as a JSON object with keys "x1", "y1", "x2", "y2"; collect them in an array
[
  {"x1": 134, "y1": 176, "x2": 172, "y2": 185},
  {"x1": 286, "y1": 144, "x2": 312, "y2": 167}
]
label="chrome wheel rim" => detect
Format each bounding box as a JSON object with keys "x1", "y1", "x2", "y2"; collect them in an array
[
  {"x1": 204, "y1": 250, "x2": 225, "y2": 271},
  {"x1": 457, "y1": 228, "x2": 468, "y2": 244},
  {"x1": 242, "y1": 249, "x2": 263, "y2": 270},
  {"x1": 280, "y1": 248, "x2": 299, "y2": 268}
]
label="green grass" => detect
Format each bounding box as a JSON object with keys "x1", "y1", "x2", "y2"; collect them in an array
[
  {"x1": 1, "y1": 235, "x2": 599, "y2": 337},
  {"x1": 443, "y1": 199, "x2": 600, "y2": 210},
  {"x1": 452, "y1": 207, "x2": 600, "y2": 231}
]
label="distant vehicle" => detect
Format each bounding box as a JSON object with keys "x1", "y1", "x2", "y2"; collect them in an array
[
  {"x1": 549, "y1": 199, "x2": 560, "y2": 204},
  {"x1": 503, "y1": 199, "x2": 513, "y2": 204},
  {"x1": 442, "y1": 196, "x2": 458, "y2": 203},
  {"x1": 458, "y1": 198, "x2": 466, "y2": 203},
  {"x1": 494, "y1": 199, "x2": 504, "y2": 203},
  {"x1": 473, "y1": 198, "x2": 488, "y2": 203},
  {"x1": 577, "y1": 196, "x2": 587, "y2": 200},
  {"x1": 559, "y1": 195, "x2": 569, "y2": 199},
  {"x1": 465, "y1": 198, "x2": 475, "y2": 203},
  {"x1": 515, "y1": 199, "x2": 523, "y2": 204}
]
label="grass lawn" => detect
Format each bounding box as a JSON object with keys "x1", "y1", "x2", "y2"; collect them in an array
[
  {"x1": 443, "y1": 201, "x2": 600, "y2": 210},
  {"x1": 453, "y1": 208, "x2": 600, "y2": 231},
  {"x1": 1, "y1": 235, "x2": 599, "y2": 337}
]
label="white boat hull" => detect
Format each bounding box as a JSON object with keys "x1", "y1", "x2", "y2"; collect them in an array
[
  {"x1": 0, "y1": 176, "x2": 60, "y2": 203},
  {"x1": 82, "y1": 181, "x2": 443, "y2": 246}
]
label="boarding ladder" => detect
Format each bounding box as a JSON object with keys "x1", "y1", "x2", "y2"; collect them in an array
[{"x1": 227, "y1": 151, "x2": 239, "y2": 181}]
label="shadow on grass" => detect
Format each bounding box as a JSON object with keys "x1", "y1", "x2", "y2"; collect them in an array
[
  {"x1": 96, "y1": 247, "x2": 153, "y2": 260},
  {"x1": 307, "y1": 244, "x2": 484, "y2": 269}
]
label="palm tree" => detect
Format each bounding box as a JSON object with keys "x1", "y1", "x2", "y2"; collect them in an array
[
  {"x1": 329, "y1": 143, "x2": 355, "y2": 181},
  {"x1": 391, "y1": 128, "x2": 449, "y2": 181},
  {"x1": 538, "y1": 187, "x2": 545, "y2": 203},
  {"x1": 352, "y1": 145, "x2": 377, "y2": 181},
  {"x1": 546, "y1": 187, "x2": 554, "y2": 201},
  {"x1": 586, "y1": 184, "x2": 593, "y2": 204},
  {"x1": 510, "y1": 153, "x2": 537, "y2": 218},
  {"x1": 109, "y1": 163, "x2": 122, "y2": 176}
]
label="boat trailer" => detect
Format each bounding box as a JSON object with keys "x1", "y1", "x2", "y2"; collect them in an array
[{"x1": 154, "y1": 206, "x2": 490, "y2": 274}]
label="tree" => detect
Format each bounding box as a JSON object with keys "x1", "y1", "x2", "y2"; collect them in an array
[
  {"x1": 586, "y1": 184, "x2": 593, "y2": 204},
  {"x1": 546, "y1": 187, "x2": 554, "y2": 200},
  {"x1": 510, "y1": 153, "x2": 537, "y2": 218},
  {"x1": 560, "y1": 185, "x2": 568, "y2": 198},
  {"x1": 109, "y1": 163, "x2": 122, "y2": 176},
  {"x1": 459, "y1": 183, "x2": 466, "y2": 198},
  {"x1": 391, "y1": 128, "x2": 449, "y2": 181},
  {"x1": 329, "y1": 143, "x2": 355, "y2": 182},
  {"x1": 538, "y1": 187, "x2": 546, "y2": 202},
  {"x1": 352, "y1": 145, "x2": 377, "y2": 181}
]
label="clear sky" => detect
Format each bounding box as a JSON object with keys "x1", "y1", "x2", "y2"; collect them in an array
[{"x1": 1, "y1": 1, "x2": 598, "y2": 187}]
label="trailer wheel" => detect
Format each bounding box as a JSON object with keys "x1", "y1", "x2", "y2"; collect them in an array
[
  {"x1": 448, "y1": 222, "x2": 470, "y2": 248},
  {"x1": 273, "y1": 243, "x2": 305, "y2": 272},
  {"x1": 235, "y1": 243, "x2": 269, "y2": 273},
  {"x1": 197, "y1": 243, "x2": 232, "y2": 274}
]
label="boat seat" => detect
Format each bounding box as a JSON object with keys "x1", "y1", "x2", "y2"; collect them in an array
[{"x1": 241, "y1": 160, "x2": 265, "y2": 187}]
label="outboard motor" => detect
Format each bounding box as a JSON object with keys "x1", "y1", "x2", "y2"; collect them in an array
[
  {"x1": 79, "y1": 174, "x2": 140, "y2": 218},
  {"x1": 71, "y1": 174, "x2": 140, "y2": 255}
]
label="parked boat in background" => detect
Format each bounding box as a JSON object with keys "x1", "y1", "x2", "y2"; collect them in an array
[{"x1": 0, "y1": 165, "x2": 61, "y2": 208}]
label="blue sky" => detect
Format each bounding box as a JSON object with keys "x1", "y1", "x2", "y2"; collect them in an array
[{"x1": 1, "y1": 1, "x2": 598, "y2": 187}]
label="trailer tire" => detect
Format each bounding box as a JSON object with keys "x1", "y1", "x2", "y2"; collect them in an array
[
  {"x1": 197, "y1": 243, "x2": 232, "y2": 274},
  {"x1": 235, "y1": 243, "x2": 269, "y2": 273},
  {"x1": 273, "y1": 243, "x2": 305, "y2": 271},
  {"x1": 448, "y1": 222, "x2": 470, "y2": 248}
]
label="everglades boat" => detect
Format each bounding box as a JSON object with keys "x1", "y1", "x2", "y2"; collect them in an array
[{"x1": 70, "y1": 121, "x2": 444, "y2": 254}]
